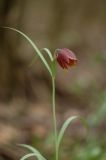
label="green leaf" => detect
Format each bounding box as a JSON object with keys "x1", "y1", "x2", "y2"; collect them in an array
[
  {"x1": 18, "y1": 144, "x2": 46, "y2": 160},
  {"x1": 20, "y1": 153, "x2": 39, "y2": 160},
  {"x1": 51, "y1": 59, "x2": 57, "y2": 78},
  {"x1": 28, "y1": 54, "x2": 38, "y2": 68},
  {"x1": 3, "y1": 27, "x2": 52, "y2": 76},
  {"x1": 42, "y1": 48, "x2": 53, "y2": 61},
  {"x1": 57, "y1": 116, "x2": 88, "y2": 150}
]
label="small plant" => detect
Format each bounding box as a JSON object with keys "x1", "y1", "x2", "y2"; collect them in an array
[{"x1": 3, "y1": 27, "x2": 88, "y2": 160}]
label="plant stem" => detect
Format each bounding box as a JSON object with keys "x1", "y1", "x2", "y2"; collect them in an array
[{"x1": 52, "y1": 77, "x2": 58, "y2": 160}]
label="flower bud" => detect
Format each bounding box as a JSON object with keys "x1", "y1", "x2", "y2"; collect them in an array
[{"x1": 55, "y1": 48, "x2": 77, "y2": 69}]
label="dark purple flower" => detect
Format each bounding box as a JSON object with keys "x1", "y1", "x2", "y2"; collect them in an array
[{"x1": 55, "y1": 48, "x2": 77, "y2": 69}]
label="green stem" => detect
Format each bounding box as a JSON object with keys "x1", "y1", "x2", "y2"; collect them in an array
[{"x1": 52, "y1": 77, "x2": 58, "y2": 160}]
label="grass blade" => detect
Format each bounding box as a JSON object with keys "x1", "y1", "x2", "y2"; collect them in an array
[
  {"x1": 42, "y1": 48, "x2": 53, "y2": 61},
  {"x1": 57, "y1": 116, "x2": 77, "y2": 150},
  {"x1": 20, "y1": 153, "x2": 42, "y2": 160},
  {"x1": 3, "y1": 27, "x2": 52, "y2": 76},
  {"x1": 18, "y1": 144, "x2": 46, "y2": 160},
  {"x1": 57, "y1": 116, "x2": 88, "y2": 150}
]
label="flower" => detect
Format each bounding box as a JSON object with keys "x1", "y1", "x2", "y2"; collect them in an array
[{"x1": 55, "y1": 48, "x2": 77, "y2": 69}]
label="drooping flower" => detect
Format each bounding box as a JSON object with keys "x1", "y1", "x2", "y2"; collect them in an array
[{"x1": 55, "y1": 48, "x2": 77, "y2": 69}]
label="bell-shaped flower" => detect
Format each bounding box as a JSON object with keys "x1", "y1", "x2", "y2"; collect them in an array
[{"x1": 55, "y1": 48, "x2": 77, "y2": 69}]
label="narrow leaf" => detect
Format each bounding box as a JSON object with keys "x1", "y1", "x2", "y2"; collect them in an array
[
  {"x1": 57, "y1": 116, "x2": 88, "y2": 150},
  {"x1": 42, "y1": 48, "x2": 53, "y2": 61},
  {"x1": 51, "y1": 59, "x2": 57, "y2": 78},
  {"x1": 57, "y1": 116, "x2": 77, "y2": 149},
  {"x1": 20, "y1": 153, "x2": 40, "y2": 160},
  {"x1": 18, "y1": 144, "x2": 39, "y2": 153},
  {"x1": 28, "y1": 54, "x2": 38, "y2": 68},
  {"x1": 18, "y1": 144, "x2": 46, "y2": 160},
  {"x1": 3, "y1": 27, "x2": 52, "y2": 76},
  {"x1": 20, "y1": 153, "x2": 41, "y2": 160}
]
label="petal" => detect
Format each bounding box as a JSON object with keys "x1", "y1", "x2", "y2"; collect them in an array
[
  {"x1": 58, "y1": 51, "x2": 69, "y2": 64},
  {"x1": 62, "y1": 48, "x2": 77, "y2": 61},
  {"x1": 57, "y1": 56, "x2": 68, "y2": 69},
  {"x1": 57, "y1": 57, "x2": 65, "y2": 69},
  {"x1": 69, "y1": 58, "x2": 77, "y2": 67}
]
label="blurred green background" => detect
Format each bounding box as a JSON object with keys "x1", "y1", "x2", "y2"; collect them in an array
[{"x1": 0, "y1": 0, "x2": 106, "y2": 160}]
